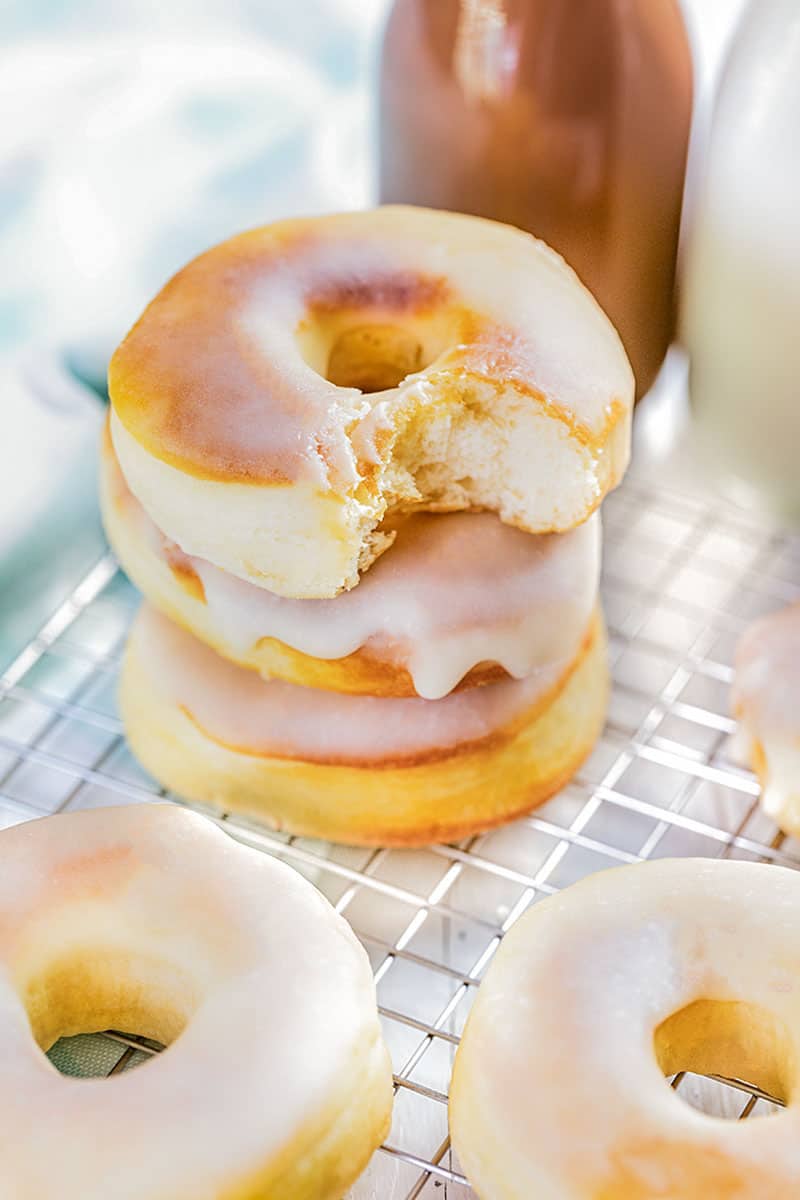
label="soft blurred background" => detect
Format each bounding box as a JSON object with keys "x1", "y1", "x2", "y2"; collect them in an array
[{"x1": 0, "y1": 0, "x2": 748, "y2": 667}]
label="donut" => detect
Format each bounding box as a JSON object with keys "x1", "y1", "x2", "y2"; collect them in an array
[
  {"x1": 108, "y1": 206, "x2": 633, "y2": 599},
  {"x1": 733, "y1": 601, "x2": 800, "y2": 833},
  {"x1": 451, "y1": 857, "x2": 800, "y2": 1199},
  {"x1": 0, "y1": 803, "x2": 392, "y2": 1199},
  {"x1": 120, "y1": 604, "x2": 608, "y2": 845},
  {"x1": 101, "y1": 423, "x2": 600, "y2": 699}
]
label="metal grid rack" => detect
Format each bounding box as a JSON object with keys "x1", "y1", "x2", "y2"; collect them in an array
[{"x1": 1, "y1": 455, "x2": 799, "y2": 1196}]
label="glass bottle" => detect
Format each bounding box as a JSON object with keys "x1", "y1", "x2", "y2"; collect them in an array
[
  {"x1": 379, "y1": 0, "x2": 693, "y2": 398},
  {"x1": 682, "y1": 0, "x2": 800, "y2": 516}
]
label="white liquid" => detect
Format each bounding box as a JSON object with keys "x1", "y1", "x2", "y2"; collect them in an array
[
  {"x1": 682, "y1": 0, "x2": 800, "y2": 514},
  {"x1": 193, "y1": 510, "x2": 600, "y2": 700},
  {"x1": 111, "y1": 440, "x2": 600, "y2": 699}
]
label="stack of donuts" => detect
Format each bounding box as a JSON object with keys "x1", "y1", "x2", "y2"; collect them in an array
[{"x1": 103, "y1": 206, "x2": 634, "y2": 845}]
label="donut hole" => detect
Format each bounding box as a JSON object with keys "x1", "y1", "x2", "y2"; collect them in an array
[
  {"x1": 297, "y1": 307, "x2": 459, "y2": 394},
  {"x1": 326, "y1": 324, "x2": 424, "y2": 393},
  {"x1": 24, "y1": 948, "x2": 200, "y2": 1077},
  {"x1": 654, "y1": 999, "x2": 792, "y2": 1117}
]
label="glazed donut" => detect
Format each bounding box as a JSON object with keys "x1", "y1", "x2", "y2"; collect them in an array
[
  {"x1": 120, "y1": 604, "x2": 608, "y2": 845},
  {"x1": 109, "y1": 206, "x2": 633, "y2": 599},
  {"x1": 0, "y1": 804, "x2": 392, "y2": 1199},
  {"x1": 451, "y1": 857, "x2": 800, "y2": 1199},
  {"x1": 733, "y1": 601, "x2": 800, "y2": 833},
  {"x1": 101, "y1": 423, "x2": 600, "y2": 699}
]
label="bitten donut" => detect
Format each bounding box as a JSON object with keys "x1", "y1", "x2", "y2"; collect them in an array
[
  {"x1": 451, "y1": 858, "x2": 800, "y2": 1200},
  {"x1": 120, "y1": 605, "x2": 608, "y2": 845},
  {"x1": 101, "y1": 425, "x2": 600, "y2": 699},
  {"x1": 109, "y1": 206, "x2": 633, "y2": 598},
  {"x1": 733, "y1": 601, "x2": 800, "y2": 833},
  {"x1": 0, "y1": 804, "x2": 392, "y2": 1200}
]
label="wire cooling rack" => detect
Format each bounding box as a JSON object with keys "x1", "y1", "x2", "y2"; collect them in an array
[{"x1": 2, "y1": 423, "x2": 799, "y2": 1196}]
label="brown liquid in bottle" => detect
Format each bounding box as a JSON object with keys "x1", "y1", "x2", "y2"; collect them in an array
[{"x1": 379, "y1": 0, "x2": 693, "y2": 397}]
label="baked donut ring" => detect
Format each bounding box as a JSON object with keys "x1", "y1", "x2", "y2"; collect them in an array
[
  {"x1": 451, "y1": 857, "x2": 800, "y2": 1200},
  {"x1": 109, "y1": 206, "x2": 633, "y2": 599},
  {"x1": 120, "y1": 605, "x2": 608, "y2": 845},
  {"x1": 101, "y1": 424, "x2": 600, "y2": 699},
  {"x1": 733, "y1": 601, "x2": 800, "y2": 834},
  {"x1": 0, "y1": 804, "x2": 392, "y2": 1199}
]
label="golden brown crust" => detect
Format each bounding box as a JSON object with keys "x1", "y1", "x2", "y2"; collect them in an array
[
  {"x1": 306, "y1": 270, "x2": 450, "y2": 316},
  {"x1": 109, "y1": 221, "x2": 459, "y2": 486},
  {"x1": 109, "y1": 209, "x2": 631, "y2": 489},
  {"x1": 215, "y1": 1037, "x2": 391, "y2": 1200},
  {"x1": 595, "y1": 1140, "x2": 788, "y2": 1200},
  {"x1": 110, "y1": 228, "x2": 302, "y2": 486},
  {"x1": 119, "y1": 611, "x2": 608, "y2": 846},
  {"x1": 440, "y1": 320, "x2": 630, "y2": 454},
  {"x1": 249, "y1": 637, "x2": 510, "y2": 697},
  {"x1": 4, "y1": 803, "x2": 393, "y2": 1200},
  {"x1": 750, "y1": 736, "x2": 768, "y2": 782},
  {"x1": 184, "y1": 619, "x2": 597, "y2": 771},
  {"x1": 163, "y1": 552, "x2": 206, "y2": 603}
]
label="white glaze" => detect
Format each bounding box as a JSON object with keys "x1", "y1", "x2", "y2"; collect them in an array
[
  {"x1": 109, "y1": 207, "x2": 632, "y2": 599},
  {"x1": 733, "y1": 602, "x2": 800, "y2": 740},
  {"x1": 114, "y1": 445, "x2": 599, "y2": 700},
  {"x1": 451, "y1": 858, "x2": 800, "y2": 1199},
  {"x1": 683, "y1": 2, "x2": 800, "y2": 514},
  {"x1": 137, "y1": 605, "x2": 573, "y2": 763},
  {"x1": 733, "y1": 601, "x2": 800, "y2": 831},
  {"x1": 0, "y1": 804, "x2": 392, "y2": 1199},
  {"x1": 111, "y1": 206, "x2": 632, "y2": 490}
]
